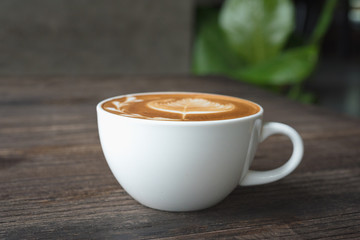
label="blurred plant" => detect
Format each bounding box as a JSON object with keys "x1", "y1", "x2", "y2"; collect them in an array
[{"x1": 192, "y1": 0, "x2": 337, "y2": 103}]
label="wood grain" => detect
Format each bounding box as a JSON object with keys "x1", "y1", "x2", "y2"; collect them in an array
[{"x1": 1, "y1": 76, "x2": 359, "y2": 239}]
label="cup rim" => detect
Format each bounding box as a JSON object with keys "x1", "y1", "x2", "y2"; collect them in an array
[{"x1": 96, "y1": 91, "x2": 263, "y2": 125}]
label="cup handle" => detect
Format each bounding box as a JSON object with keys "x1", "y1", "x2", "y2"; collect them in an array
[{"x1": 240, "y1": 122, "x2": 304, "y2": 186}]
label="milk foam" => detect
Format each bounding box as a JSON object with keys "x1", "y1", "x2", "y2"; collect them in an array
[
  {"x1": 147, "y1": 98, "x2": 234, "y2": 120},
  {"x1": 104, "y1": 96, "x2": 177, "y2": 121}
]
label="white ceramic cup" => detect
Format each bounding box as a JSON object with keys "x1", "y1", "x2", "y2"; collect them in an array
[{"x1": 97, "y1": 92, "x2": 303, "y2": 211}]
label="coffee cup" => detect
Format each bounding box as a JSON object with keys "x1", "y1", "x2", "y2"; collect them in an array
[{"x1": 97, "y1": 92, "x2": 303, "y2": 211}]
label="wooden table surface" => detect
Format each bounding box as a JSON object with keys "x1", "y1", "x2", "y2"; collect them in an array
[{"x1": 1, "y1": 76, "x2": 359, "y2": 239}]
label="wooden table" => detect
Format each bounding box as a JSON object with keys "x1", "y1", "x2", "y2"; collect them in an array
[{"x1": 1, "y1": 76, "x2": 359, "y2": 239}]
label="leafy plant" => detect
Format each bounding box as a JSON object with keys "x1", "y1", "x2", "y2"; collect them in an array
[{"x1": 192, "y1": 0, "x2": 337, "y2": 103}]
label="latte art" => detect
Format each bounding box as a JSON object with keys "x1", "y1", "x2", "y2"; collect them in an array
[
  {"x1": 102, "y1": 93, "x2": 260, "y2": 121},
  {"x1": 147, "y1": 98, "x2": 235, "y2": 120}
]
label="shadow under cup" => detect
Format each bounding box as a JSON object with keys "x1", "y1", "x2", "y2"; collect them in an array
[{"x1": 97, "y1": 92, "x2": 303, "y2": 211}]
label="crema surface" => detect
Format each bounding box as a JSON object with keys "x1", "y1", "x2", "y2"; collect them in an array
[{"x1": 102, "y1": 93, "x2": 260, "y2": 121}]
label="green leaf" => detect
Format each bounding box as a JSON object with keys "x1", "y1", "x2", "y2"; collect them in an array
[
  {"x1": 234, "y1": 45, "x2": 319, "y2": 85},
  {"x1": 309, "y1": 0, "x2": 338, "y2": 44},
  {"x1": 219, "y1": 0, "x2": 294, "y2": 65},
  {"x1": 192, "y1": 8, "x2": 245, "y2": 75}
]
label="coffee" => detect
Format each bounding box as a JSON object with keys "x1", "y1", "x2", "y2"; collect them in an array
[
  {"x1": 101, "y1": 93, "x2": 260, "y2": 121},
  {"x1": 98, "y1": 92, "x2": 303, "y2": 211}
]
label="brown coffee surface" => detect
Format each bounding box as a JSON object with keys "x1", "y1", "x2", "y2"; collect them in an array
[{"x1": 102, "y1": 93, "x2": 260, "y2": 121}]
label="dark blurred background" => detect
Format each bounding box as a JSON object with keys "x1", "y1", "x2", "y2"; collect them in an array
[{"x1": 0, "y1": 0, "x2": 359, "y2": 117}]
